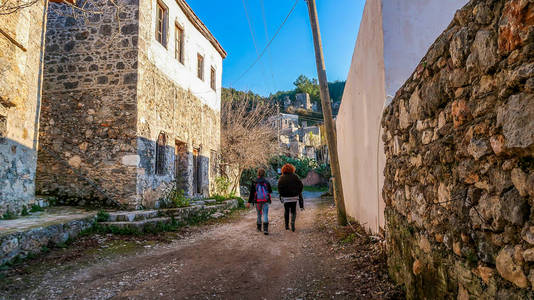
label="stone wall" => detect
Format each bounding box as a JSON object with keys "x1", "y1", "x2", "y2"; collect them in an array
[
  {"x1": 37, "y1": 0, "x2": 140, "y2": 207},
  {"x1": 382, "y1": 0, "x2": 534, "y2": 298},
  {"x1": 0, "y1": 1, "x2": 47, "y2": 215}
]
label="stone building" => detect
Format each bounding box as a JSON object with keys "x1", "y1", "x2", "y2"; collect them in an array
[
  {"x1": 0, "y1": 2, "x2": 48, "y2": 215},
  {"x1": 382, "y1": 0, "x2": 534, "y2": 298},
  {"x1": 295, "y1": 93, "x2": 312, "y2": 110},
  {"x1": 37, "y1": 0, "x2": 226, "y2": 209}
]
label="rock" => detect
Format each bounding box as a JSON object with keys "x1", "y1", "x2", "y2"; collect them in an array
[
  {"x1": 467, "y1": 138, "x2": 491, "y2": 160},
  {"x1": 474, "y1": 3, "x2": 493, "y2": 25},
  {"x1": 498, "y1": 0, "x2": 534, "y2": 54},
  {"x1": 67, "y1": 155, "x2": 82, "y2": 168},
  {"x1": 497, "y1": 93, "x2": 534, "y2": 150},
  {"x1": 496, "y1": 246, "x2": 528, "y2": 288},
  {"x1": 452, "y1": 99, "x2": 470, "y2": 128},
  {"x1": 210, "y1": 212, "x2": 224, "y2": 219},
  {"x1": 399, "y1": 100, "x2": 411, "y2": 129},
  {"x1": 453, "y1": 241, "x2": 462, "y2": 256},
  {"x1": 476, "y1": 265, "x2": 494, "y2": 284},
  {"x1": 409, "y1": 87, "x2": 422, "y2": 120},
  {"x1": 450, "y1": 28, "x2": 472, "y2": 68},
  {"x1": 413, "y1": 259, "x2": 422, "y2": 275},
  {"x1": 458, "y1": 284, "x2": 469, "y2": 300},
  {"x1": 421, "y1": 130, "x2": 433, "y2": 145},
  {"x1": 511, "y1": 168, "x2": 528, "y2": 196},
  {"x1": 490, "y1": 135, "x2": 506, "y2": 155},
  {"x1": 418, "y1": 235, "x2": 431, "y2": 254},
  {"x1": 522, "y1": 226, "x2": 534, "y2": 245},
  {"x1": 527, "y1": 174, "x2": 534, "y2": 197},
  {"x1": 523, "y1": 248, "x2": 534, "y2": 262},
  {"x1": 501, "y1": 189, "x2": 529, "y2": 226},
  {"x1": 471, "y1": 30, "x2": 498, "y2": 73}
]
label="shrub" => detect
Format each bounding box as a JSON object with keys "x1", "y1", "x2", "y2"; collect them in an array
[
  {"x1": 96, "y1": 210, "x2": 110, "y2": 222},
  {"x1": 21, "y1": 206, "x2": 29, "y2": 216},
  {"x1": 2, "y1": 210, "x2": 17, "y2": 220},
  {"x1": 30, "y1": 204, "x2": 44, "y2": 213},
  {"x1": 215, "y1": 176, "x2": 231, "y2": 194}
]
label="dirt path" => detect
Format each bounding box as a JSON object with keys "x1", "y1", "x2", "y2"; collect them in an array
[{"x1": 1, "y1": 193, "x2": 402, "y2": 299}]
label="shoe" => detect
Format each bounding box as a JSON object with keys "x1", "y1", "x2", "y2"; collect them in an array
[
  {"x1": 285, "y1": 222, "x2": 289, "y2": 230},
  {"x1": 291, "y1": 222, "x2": 295, "y2": 232},
  {"x1": 263, "y1": 222, "x2": 269, "y2": 235},
  {"x1": 257, "y1": 223, "x2": 262, "y2": 232}
]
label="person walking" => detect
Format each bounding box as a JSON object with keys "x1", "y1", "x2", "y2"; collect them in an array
[
  {"x1": 278, "y1": 163, "x2": 304, "y2": 232},
  {"x1": 247, "y1": 168, "x2": 272, "y2": 235}
]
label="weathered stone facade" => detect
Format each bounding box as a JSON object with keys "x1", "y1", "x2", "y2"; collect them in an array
[
  {"x1": 37, "y1": 0, "x2": 225, "y2": 209},
  {"x1": 382, "y1": 0, "x2": 534, "y2": 298},
  {"x1": 0, "y1": 1, "x2": 48, "y2": 215}
]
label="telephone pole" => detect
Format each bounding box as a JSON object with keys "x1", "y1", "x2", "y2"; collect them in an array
[{"x1": 305, "y1": 0, "x2": 347, "y2": 225}]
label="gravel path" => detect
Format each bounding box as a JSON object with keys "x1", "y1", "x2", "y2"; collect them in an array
[{"x1": 1, "y1": 193, "x2": 402, "y2": 299}]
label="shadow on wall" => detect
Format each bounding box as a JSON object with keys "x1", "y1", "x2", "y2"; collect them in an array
[
  {"x1": 0, "y1": 137, "x2": 38, "y2": 215},
  {"x1": 35, "y1": 135, "x2": 211, "y2": 209}
]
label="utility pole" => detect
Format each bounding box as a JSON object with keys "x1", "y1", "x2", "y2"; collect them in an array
[{"x1": 305, "y1": 0, "x2": 347, "y2": 225}]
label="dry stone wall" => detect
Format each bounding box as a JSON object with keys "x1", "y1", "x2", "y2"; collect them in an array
[
  {"x1": 37, "y1": 0, "x2": 140, "y2": 207},
  {"x1": 382, "y1": 0, "x2": 534, "y2": 298},
  {"x1": 0, "y1": 2, "x2": 47, "y2": 215}
]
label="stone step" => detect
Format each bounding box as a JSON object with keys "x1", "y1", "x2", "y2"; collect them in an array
[
  {"x1": 107, "y1": 210, "x2": 159, "y2": 222},
  {"x1": 99, "y1": 217, "x2": 171, "y2": 231}
]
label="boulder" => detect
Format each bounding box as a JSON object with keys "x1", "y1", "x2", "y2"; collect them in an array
[{"x1": 496, "y1": 246, "x2": 528, "y2": 288}]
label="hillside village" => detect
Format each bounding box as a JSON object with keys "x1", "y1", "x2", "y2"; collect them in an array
[{"x1": 1, "y1": 0, "x2": 534, "y2": 299}]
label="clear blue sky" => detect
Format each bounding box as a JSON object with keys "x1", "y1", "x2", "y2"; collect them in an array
[{"x1": 186, "y1": 0, "x2": 365, "y2": 97}]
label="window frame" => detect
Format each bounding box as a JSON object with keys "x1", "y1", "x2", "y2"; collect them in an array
[
  {"x1": 175, "y1": 22, "x2": 184, "y2": 64},
  {"x1": 155, "y1": 1, "x2": 168, "y2": 48},
  {"x1": 155, "y1": 132, "x2": 167, "y2": 175},
  {"x1": 210, "y1": 66, "x2": 216, "y2": 91},
  {"x1": 197, "y1": 53, "x2": 204, "y2": 81}
]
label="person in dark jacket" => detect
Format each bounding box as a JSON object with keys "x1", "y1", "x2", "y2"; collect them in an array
[
  {"x1": 277, "y1": 163, "x2": 304, "y2": 232},
  {"x1": 247, "y1": 168, "x2": 272, "y2": 235}
]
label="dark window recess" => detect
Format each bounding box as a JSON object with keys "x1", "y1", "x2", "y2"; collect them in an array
[
  {"x1": 197, "y1": 54, "x2": 204, "y2": 80},
  {"x1": 0, "y1": 115, "x2": 7, "y2": 139},
  {"x1": 175, "y1": 24, "x2": 184, "y2": 63},
  {"x1": 156, "y1": 1, "x2": 168, "y2": 47},
  {"x1": 193, "y1": 148, "x2": 201, "y2": 194},
  {"x1": 210, "y1": 67, "x2": 216, "y2": 91},
  {"x1": 155, "y1": 132, "x2": 166, "y2": 175},
  {"x1": 210, "y1": 150, "x2": 217, "y2": 178}
]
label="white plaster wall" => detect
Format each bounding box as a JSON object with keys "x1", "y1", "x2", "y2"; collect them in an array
[
  {"x1": 336, "y1": 0, "x2": 385, "y2": 233},
  {"x1": 336, "y1": 0, "x2": 467, "y2": 233},
  {"x1": 147, "y1": 0, "x2": 223, "y2": 111},
  {"x1": 382, "y1": 0, "x2": 467, "y2": 102}
]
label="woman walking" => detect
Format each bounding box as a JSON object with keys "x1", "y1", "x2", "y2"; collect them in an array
[
  {"x1": 247, "y1": 168, "x2": 272, "y2": 235},
  {"x1": 278, "y1": 163, "x2": 304, "y2": 232}
]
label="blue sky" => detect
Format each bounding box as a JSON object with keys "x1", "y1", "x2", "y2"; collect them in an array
[{"x1": 186, "y1": 0, "x2": 365, "y2": 96}]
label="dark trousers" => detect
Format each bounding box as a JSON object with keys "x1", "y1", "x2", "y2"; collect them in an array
[{"x1": 284, "y1": 202, "x2": 297, "y2": 226}]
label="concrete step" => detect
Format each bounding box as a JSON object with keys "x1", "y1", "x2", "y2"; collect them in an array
[
  {"x1": 107, "y1": 210, "x2": 159, "y2": 222},
  {"x1": 99, "y1": 217, "x2": 171, "y2": 231}
]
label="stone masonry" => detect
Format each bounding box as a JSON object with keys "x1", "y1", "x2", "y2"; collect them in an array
[
  {"x1": 37, "y1": 0, "x2": 225, "y2": 209},
  {"x1": 0, "y1": 1, "x2": 47, "y2": 215},
  {"x1": 382, "y1": 0, "x2": 534, "y2": 298}
]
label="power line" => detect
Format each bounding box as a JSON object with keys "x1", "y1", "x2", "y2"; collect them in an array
[{"x1": 231, "y1": 0, "x2": 299, "y2": 87}]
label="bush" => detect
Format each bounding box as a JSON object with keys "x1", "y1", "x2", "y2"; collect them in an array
[
  {"x1": 1, "y1": 210, "x2": 17, "y2": 220},
  {"x1": 21, "y1": 206, "x2": 29, "y2": 216},
  {"x1": 96, "y1": 210, "x2": 110, "y2": 222},
  {"x1": 30, "y1": 204, "x2": 44, "y2": 213},
  {"x1": 215, "y1": 176, "x2": 231, "y2": 194}
]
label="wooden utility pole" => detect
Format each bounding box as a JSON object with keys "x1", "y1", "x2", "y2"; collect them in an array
[{"x1": 305, "y1": 0, "x2": 347, "y2": 225}]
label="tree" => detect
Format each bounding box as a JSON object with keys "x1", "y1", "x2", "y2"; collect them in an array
[
  {"x1": 220, "y1": 97, "x2": 278, "y2": 194},
  {"x1": 293, "y1": 75, "x2": 320, "y2": 103}
]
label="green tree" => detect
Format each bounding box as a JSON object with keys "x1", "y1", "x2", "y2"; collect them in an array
[{"x1": 293, "y1": 75, "x2": 320, "y2": 103}]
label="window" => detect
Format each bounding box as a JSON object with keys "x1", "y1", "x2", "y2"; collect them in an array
[
  {"x1": 156, "y1": 1, "x2": 168, "y2": 47},
  {"x1": 210, "y1": 67, "x2": 216, "y2": 90},
  {"x1": 197, "y1": 54, "x2": 204, "y2": 80},
  {"x1": 175, "y1": 24, "x2": 184, "y2": 63},
  {"x1": 155, "y1": 132, "x2": 166, "y2": 175},
  {"x1": 192, "y1": 148, "x2": 201, "y2": 194}
]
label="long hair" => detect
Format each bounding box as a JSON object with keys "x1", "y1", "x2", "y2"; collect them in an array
[{"x1": 281, "y1": 163, "x2": 296, "y2": 175}]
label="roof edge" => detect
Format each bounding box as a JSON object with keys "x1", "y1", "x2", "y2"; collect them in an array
[{"x1": 176, "y1": 0, "x2": 227, "y2": 59}]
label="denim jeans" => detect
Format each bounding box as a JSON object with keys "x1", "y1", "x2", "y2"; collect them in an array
[{"x1": 256, "y1": 202, "x2": 269, "y2": 224}]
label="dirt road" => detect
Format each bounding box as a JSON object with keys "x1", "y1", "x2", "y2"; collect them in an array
[{"x1": 1, "y1": 193, "x2": 402, "y2": 299}]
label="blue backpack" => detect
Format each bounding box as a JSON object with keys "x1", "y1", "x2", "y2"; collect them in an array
[{"x1": 255, "y1": 182, "x2": 270, "y2": 202}]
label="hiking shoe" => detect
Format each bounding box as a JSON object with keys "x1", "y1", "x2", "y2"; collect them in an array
[
  {"x1": 263, "y1": 223, "x2": 269, "y2": 235},
  {"x1": 291, "y1": 222, "x2": 295, "y2": 232},
  {"x1": 257, "y1": 223, "x2": 262, "y2": 232}
]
